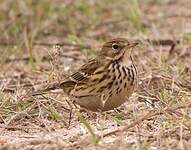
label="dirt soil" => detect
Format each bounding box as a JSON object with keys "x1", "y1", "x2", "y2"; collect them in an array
[{"x1": 0, "y1": 0, "x2": 191, "y2": 149}]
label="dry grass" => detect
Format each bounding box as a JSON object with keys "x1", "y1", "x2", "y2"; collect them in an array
[{"x1": 0, "y1": 0, "x2": 191, "y2": 149}]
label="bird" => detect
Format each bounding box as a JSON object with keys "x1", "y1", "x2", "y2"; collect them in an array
[{"x1": 60, "y1": 38, "x2": 138, "y2": 112}]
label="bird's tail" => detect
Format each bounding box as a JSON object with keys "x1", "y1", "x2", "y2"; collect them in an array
[
  {"x1": 29, "y1": 79, "x2": 76, "y2": 97},
  {"x1": 30, "y1": 81, "x2": 61, "y2": 96}
]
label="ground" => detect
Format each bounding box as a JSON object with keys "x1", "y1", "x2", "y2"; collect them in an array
[{"x1": 0, "y1": 0, "x2": 191, "y2": 149}]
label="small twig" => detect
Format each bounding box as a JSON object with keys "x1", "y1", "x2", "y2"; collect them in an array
[
  {"x1": 169, "y1": 42, "x2": 176, "y2": 55},
  {"x1": 0, "y1": 124, "x2": 43, "y2": 131},
  {"x1": 40, "y1": 94, "x2": 71, "y2": 112},
  {"x1": 0, "y1": 41, "x2": 91, "y2": 49},
  {"x1": 102, "y1": 103, "x2": 191, "y2": 137},
  {"x1": 4, "y1": 53, "x2": 85, "y2": 63},
  {"x1": 144, "y1": 39, "x2": 180, "y2": 46},
  {"x1": 33, "y1": 42, "x2": 91, "y2": 49},
  {"x1": 29, "y1": 81, "x2": 62, "y2": 97},
  {"x1": 69, "y1": 102, "x2": 191, "y2": 148}
]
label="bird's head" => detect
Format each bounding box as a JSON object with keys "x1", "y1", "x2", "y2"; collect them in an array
[{"x1": 98, "y1": 38, "x2": 138, "y2": 62}]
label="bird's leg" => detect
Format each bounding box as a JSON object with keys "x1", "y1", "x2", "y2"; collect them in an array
[{"x1": 65, "y1": 98, "x2": 79, "y2": 128}]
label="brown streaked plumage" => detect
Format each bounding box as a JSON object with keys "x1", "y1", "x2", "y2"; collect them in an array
[{"x1": 60, "y1": 38, "x2": 138, "y2": 112}]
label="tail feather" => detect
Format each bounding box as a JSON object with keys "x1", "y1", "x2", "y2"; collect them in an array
[
  {"x1": 31, "y1": 81, "x2": 61, "y2": 96},
  {"x1": 29, "y1": 80, "x2": 76, "y2": 96}
]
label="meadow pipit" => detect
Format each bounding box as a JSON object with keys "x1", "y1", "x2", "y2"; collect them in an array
[{"x1": 61, "y1": 38, "x2": 138, "y2": 112}]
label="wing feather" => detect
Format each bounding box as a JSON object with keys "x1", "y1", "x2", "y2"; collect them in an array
[{"x1": 60, "y1": 58, "x2": 100, "y2": 93}]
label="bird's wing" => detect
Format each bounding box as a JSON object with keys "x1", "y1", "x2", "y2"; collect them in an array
[
  {"x1": 60, "y1": 59, "x2": 100, "y2": 94},
  {"x1": 70, "y1": 58, "x2": 99, "y2": 82}
]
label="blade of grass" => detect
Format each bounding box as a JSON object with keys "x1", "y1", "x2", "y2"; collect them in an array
[{"x1": 77, "y1": 111, "x2": 99, "y2": 145}]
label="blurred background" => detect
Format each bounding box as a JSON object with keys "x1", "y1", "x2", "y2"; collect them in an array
[
  {"x1": 0, "y1": 0, "x2": 190, "y2": 75},
  {"x1": 0, "y1": 0, "x2": 191, "y2": 149}
]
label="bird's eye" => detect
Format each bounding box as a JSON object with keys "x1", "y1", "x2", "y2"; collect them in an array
[{"x1": 112, "y1": 43, "x2": 119, "y2": 51}]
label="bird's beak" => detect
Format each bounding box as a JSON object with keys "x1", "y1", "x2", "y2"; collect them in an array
[
  {"x1": 129, "y1": 41, "x2": 139, "y2": 48},
  {"x1": 124, "y1": 41, "x2": 139, "y2": 49}
]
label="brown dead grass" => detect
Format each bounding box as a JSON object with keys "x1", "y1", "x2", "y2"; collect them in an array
[{"x1": 0, "y1": 0, "x2": 191, "y2": 149}]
